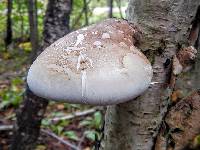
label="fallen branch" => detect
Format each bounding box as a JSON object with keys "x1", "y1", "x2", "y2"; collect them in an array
[
  {"x1": 0, "y1": 108, "x2": 98, "y2": 129},
  {"x1": 50, "y1": 108, "x2": 97, "y2": 122},
  {"x1": 0, "y1": 125, "x2": 13, "y2": 131},
  {"x1": 0, "y1": 125, "x2": 80, "y2": 150},
  {"x1": 77, "y1": 134, "x2": 85, "y2": 149},
  {"x1": 41, "y1": 129, "x2": 80, "y2": 150}
]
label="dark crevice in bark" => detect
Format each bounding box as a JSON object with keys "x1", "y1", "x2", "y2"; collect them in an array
[
  {"x1": 154, "y1": 90, "x2": 200, "y2": 150},
  {"x1": 194, "y1": 5, "x2": 200, "y2": 48},
  {"x1": 189, "y1": 5, "x2": 200, "y2": 48},
  {"x1": 195, "y1": 29, "x2": 200, "y2": 49},
  {"x1": 151, "y1": 109, "x2": 169, "y2": 150}
]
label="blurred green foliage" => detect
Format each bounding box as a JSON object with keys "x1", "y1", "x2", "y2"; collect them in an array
[
  {"x1": 0, "y1": 0, "x2": 46, "y2": 47},
  {"x1": 79, "y1": 111, "x2": 102, "y2": 129},
  {"x1": 41, "y1": 110, "x2": 103, "y2": 142},
  {"x1": 0, "y1": 77, "x2": 24, "y2": 109},
  {"x1": 0, "y1": 0, "x2": 127, "y2": 147},
  {"x1": 18, "y1": 42, "x2": 32, "y2": 52},
  {"x1": 81, "y1": 111, "x2": 103, "y2": 141},
  {"x1": 64, "y1": 131, "x2": 79, "y2": 141},
  {"x1": 0, "y1": 0, "x2": 127, "y2": 47},
  {"x1": 194, "y1": 135, "x2": 200, "y2": 147}
]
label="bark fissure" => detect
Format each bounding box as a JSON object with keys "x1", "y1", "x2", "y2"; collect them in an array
[
  {"x1": 189, "y1": 5, "x2": 200, "y2": 48},
  {"x1": 155, "y1": 91, "x2": 200, "y2": 150}
]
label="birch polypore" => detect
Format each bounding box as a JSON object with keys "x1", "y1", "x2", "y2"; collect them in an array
[{"x1": 27, "y1": 19, "x2": 153, "y2": 105}]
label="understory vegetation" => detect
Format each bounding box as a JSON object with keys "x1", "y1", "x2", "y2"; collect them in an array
[{"x1": 0, "y1": 0, "x2": 126, "y2": 149}]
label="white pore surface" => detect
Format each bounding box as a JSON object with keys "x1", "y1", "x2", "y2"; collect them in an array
[{"x1": 27, "y1": 19, "x2": 153, "y2": 105}]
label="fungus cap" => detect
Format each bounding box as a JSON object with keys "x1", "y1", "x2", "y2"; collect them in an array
[{"x1": 27, "y1": 19, "x2": 153, "y2": 105}]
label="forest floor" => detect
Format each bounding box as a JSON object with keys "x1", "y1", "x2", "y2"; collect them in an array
[{"x1": 0, "y1": 43, "x2": 102, "y2": 150}]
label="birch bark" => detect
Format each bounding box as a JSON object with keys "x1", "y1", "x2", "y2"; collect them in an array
[{"x1": 102, "y1": 1, "x2": 200, "y2": 149}]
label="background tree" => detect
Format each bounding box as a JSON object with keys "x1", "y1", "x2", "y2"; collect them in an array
[
  {"x1": 18, "y1": 0, "x2": 25, "y2": 40},
  {"x1": 108, "y1": 0, "x2": 113, "y2": 18},
  {"x1": 116, "y1": 0, "x2": 123, "y2": 19},
  {"x1": 5, "y1": 0, "x2": 12, "y2": 49},
  {"x1": 27, "y1": 0, "x2": 39, "y2": 61},
  {"x1": 83, "y1": 0, "x2": 89, "y2": 26},
  {"x1": 11, "y1": 0, "x2": 72, "y2": 149},
  {"x1": 101, "y1": 0, "x2": 200, "y2": 150}
]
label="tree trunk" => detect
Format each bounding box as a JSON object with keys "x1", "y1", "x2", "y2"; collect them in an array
[
  {"x1": 116, "y1": 0, "x2": 123, "y2": 19},
  {"x1": 5, "y1": 0, "x2": 12, "y2": 49},
  {"x1": 18, "y1": 0, "x2": 24, "y2": 40},
  {"x1": 108, "y1": 0, "x2": 113, "y2": 18},
  {"x1": 83, "y1": 0, "x2": 89, "y2": 26},
  {"x1": 10, "y1": 88, "x2": 48, "y2": 150},
  {"x1": 28, "y1": 0, "x2": 39, "y2": 61},
  {"x1": 41, "y1": 0, "x2": 72, "y2": 52},
  {"x1": 101, "y1": 1, "x2": 200, "y2": 150},
  {"x1": 11, "y1": 0, "x2": 72, "y2": 149}
]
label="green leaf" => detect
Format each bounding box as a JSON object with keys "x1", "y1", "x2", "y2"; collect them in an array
[
  {"x1": 56, "y1": 126, "x2": 64, "y2": 135},
  {"x1": 94, "y1": 111, "x2": 102, "y2": 129},
  {"x1": 79, "y1": 117, "x2": 93, "y2": 127},
  {"x1": 58, "y1": 120, "x2": 70, "y2": 126},
  {"x1": 70, "y1": 104, "x2": 81, "y2": 109},
  {"x1": 41, "y1": 119, "x2": 51, "y2": 126},
  {"x1": 51, "y1": 112, "x2": 65, "y2": 117},
  {"x1": 64, "y1": 131, "x2": 79, "y2": 141},
  {"x1": 0, "y1": 85, "x2": 23, "y2": 109},
  {"x1": 84, "y1": 130, "x2": 97, "y2": 141},
  {"x1": 0, "y1": 100, "x2": 11, "y2": 109},
  {"x1": 50, "y1": 125, "x2": 64, "y2": 135},
  {"x1": 194, "y1": 135, "x2": 200, "y2": 145},
  {"x1": 11, "y1": 77, "x2": 23, "y2": 85}
]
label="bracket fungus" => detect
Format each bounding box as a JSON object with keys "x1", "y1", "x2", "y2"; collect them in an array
[{"x1": 27, "y1": 19, "x2": 153, "y2": 105}]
